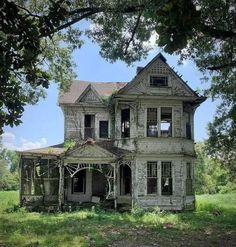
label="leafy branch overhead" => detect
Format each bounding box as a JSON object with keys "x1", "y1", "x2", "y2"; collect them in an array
[{"x1": 0, "y1": 0, "x2": 236, "y2": 168}]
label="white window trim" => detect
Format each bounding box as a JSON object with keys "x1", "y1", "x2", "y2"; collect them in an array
[{"x1": 145, "y1": 106, "x2": 174, "y2": 138}]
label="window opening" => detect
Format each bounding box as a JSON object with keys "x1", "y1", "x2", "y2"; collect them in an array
[
  {"x1": 84, "y1": 114, "x2": 95, "y2": 139},
  {"x1": 99, "y1": 121, "x2": 109, "y2": 138},
  {"x1": 147, "y1": 161, "x2": 157, "y2": 194},
  {"x1": 186, "y1": 162, "x2": 193, "y2": 195},
  {"x1": 121, "y1": 109, "x2": 130, "y2": 138},
  {"x1": 72, "y1": 170, "x2": 86, "y2": 193},
  {"x1": 147, "y1": 108, "x2": 158, "y2": 137},
  {"x1": 150, "y1": 76, "x2": 168, "y2": 87},
  {"x1": 161, "y1": 162, "x2": 172, "y2": 195},
  {"x1": 186, "y1": 112, "x2": 191, "y2": 139},
  {"x1": 161, "y1": 107, "x2": 172, "y2": 137}
]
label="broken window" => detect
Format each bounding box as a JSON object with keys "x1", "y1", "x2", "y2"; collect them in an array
[
  {"x1": 161, "y1": 107, "x2": 172, "y2": 137},
  {"x1": 150, "y1": 76, "x2": 168, "y2": 87},
  {"x1": 186, "y1": 112, "x2": 192, "y2": 139},
  {"x1": 147, "y1": 162, "x2": 157, "y2": 194},
  {"x1": 186, "y1": 162, "x2": 193, "y2": 195},
  {"x1": 21, "y1": 158, "x2": 59, "y2": 196},
  {"x1": 84, "y1": 114, "x2": 95, "y2": 139},
  {"x1": 72, "y1": 170, "x2": 86, "y2": 193},
  {"x1": 121, "y1": 108, "x2": 130, "y2": 138},
  {"x1": 99, "y1": 121, "x2": 109, "y2": 138},
  {"x1": 147, "y1": 108, "x2": 158, "y2": 137},
  {"x1": 161, "y1": 162, "x2": 172, "y2": 195}
]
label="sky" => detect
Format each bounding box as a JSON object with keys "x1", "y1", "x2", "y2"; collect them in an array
[{"x1": 2, "y1": 39, "x2": 218, "y2": 151}]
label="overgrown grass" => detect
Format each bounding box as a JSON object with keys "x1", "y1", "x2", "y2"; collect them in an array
[{"x1": 0, "y1": 191, "x2": 235, "y2": 247}]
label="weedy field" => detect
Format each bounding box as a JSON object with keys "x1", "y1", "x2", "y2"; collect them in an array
[{"x1": 0, "y1": 191, "x2": 235, "y2": 247}]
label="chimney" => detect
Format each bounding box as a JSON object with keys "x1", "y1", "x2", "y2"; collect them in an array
[{"x1": 136, "y1": 66, "x2": 143, "y2": 74}]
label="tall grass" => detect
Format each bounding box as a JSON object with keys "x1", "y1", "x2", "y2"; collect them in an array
[{"x1": 0, "y1": 191, "x2": 235, "y2": 247}]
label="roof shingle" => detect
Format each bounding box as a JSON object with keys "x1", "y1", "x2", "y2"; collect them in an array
[{"x1": 59, "y1": 80, "x2": 127, "y2": 104}]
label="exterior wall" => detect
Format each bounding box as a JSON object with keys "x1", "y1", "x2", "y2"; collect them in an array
[
  {"x1": 133, "y1": 156, "x2": 195, "y2": 210},
  {"x1": 62, "y1": 106, "x2": 110, "y2": 140}
]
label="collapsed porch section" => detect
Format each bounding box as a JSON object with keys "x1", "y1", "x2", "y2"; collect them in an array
[{"x1": 19, "y1": 141, "x2": 134, "y2": 210}]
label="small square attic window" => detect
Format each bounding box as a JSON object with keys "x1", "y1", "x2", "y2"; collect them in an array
[{"x1": 150, "y1": 76, "x2": 168, "y2": 87}]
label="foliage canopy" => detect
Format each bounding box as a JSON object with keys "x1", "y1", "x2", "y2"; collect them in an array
[{"x1": 0, "y1": 0, "x2": 235, "y2": 171}]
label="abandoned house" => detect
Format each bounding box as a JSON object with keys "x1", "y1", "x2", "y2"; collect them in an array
[{"x1": 19, "y1": 53, "x2": 206, "y2": 210}]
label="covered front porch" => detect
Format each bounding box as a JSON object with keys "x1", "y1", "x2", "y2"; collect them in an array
[{"x1": 18, "y1": 141, "x2": 134, "y2": 210}]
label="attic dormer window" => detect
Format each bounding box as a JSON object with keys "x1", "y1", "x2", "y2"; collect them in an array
[{"x1": 150, "y1": 76, "x2": 168, "y2": 87}]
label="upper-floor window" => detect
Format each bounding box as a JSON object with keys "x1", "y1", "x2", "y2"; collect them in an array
[
  {"x1": 84, "y1": 114, "x2": 95, "y2": 139},
  {"x1": 147, "y1": 108, "x2": 158, "y2": 137},
  {"x1": 150, "y1": 76, "x2": 168, "y2": 87},
  {"x1": 147, "y1": 107, "x2": 172, "y2": 137},
  {"x1": 99, "y1": 121, "x2": 109, "y2": 139},
  {"x1": 161, "y1": 161, "x2": 172, "y2": 195},
  {"x1": 121, "y1": 109, "x2": 130, "y2": 138},
  {"x1": 186, "y1": 112, "x2": 192, "y2": 139},
  {"x1": 161, "y1": 107, "x2": 172, "y2": 137}
]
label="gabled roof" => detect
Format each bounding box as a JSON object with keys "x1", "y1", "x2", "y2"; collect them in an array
[
  {"x1": 117, "y1": 53, "x2": 199, "y2": 98},
  {"x1": 59, "y1": 80, "x2": 127, "y2": 104},
  {"x1": 76, "y1": 84, "x2": 103, "y2": 103}
]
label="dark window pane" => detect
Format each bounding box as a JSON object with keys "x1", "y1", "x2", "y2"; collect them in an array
[
  {"x1": 147, "y1": 162, "x2": 157, "y2": 194},
  {"x1": 99, "y1": 121, "x2": 109, "y2": 138},
  {"x1": 84, "y1": 115, "x2": 95, "y2": 139},
  {"x1": 147, "y1": 162, "x2": 157, "y2": 177},
  {"x1": 186, "y1": 178, "x2": 193, "y2": 195},
  {"x1": 72, "y1": 170, "x2": 86, "y2": 193},
  {"x1": 147, "y1": 178, "x2": 157, "y2": 194},
  {"x1": 150, "y1": 76, "x2": 168, "y2": 87},
  {"x1": 186, "y1": 123, "x2": 191, "y2": 139},
  {"x1": 121, "y1": 109, "x2": 130, "y2": 138},
  {"x1": 161, "y1": 178, "x2": 172, "y2": 195}
]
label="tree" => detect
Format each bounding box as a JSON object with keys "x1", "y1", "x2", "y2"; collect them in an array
[
  {"x1": 194, "y1": 143, "x2": 233, "y2": 194},
  {"x1": 0, "y1": 145, "x2": 19, "y2": 191},
  {"x1": 0, "y1": 0, "x2": 235, "y2": 173}
]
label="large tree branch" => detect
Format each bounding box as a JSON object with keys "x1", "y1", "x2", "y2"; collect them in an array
[
  {"x1": 199, "y1": 24, "x2": 236, "y2": 39},
  {"x1": 124, "y1": 12, "x2": 142, "y2": 55},
  {"x1": 207, "y1": 61, "x2": 236, "y2": 71}
]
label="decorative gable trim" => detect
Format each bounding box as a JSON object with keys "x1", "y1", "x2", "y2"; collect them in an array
[
  {"x1": 117, "y1": 53, "x2": 198, "y2": 98},
  {"x1": 66, "y1": 142, "x2": 117, "y2": 159},
  {"x1": 76, "y1": 84, "x2": 103, "y2": 103}
]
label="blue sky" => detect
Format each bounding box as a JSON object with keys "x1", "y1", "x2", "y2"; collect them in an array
[{"x1": 2, "y1": 40, "x2": 217, "y2": 150}]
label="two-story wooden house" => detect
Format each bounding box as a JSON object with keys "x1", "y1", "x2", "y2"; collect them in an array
[{"x1": 19, "y1": 53, "x2": 206, "y2": 210}]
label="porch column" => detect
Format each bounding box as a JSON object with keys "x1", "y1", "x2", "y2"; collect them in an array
[
  {"x1": 113, "y1": 163, "x2": 117, "y2": 209},
  {"x1": 58, "y1": 161, "x2": 65, "y2": 210}
]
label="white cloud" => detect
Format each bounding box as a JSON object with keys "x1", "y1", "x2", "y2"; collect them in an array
[{"x1": 1, "y1": 132, "x2": 47, "y2": 151}]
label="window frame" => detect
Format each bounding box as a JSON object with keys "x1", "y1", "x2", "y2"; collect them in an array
[
  {"x1": 161, "y1": 161, "x2": 173, "y2": 196},
  {"x1": 121, "y1": 108, "x2": 130, "y2": 138},
  {"x1": 72, "y1": 170, "x2": 86, "y2": 194},
  {"x1": 99, "y1": 120, "x2": 109, "y2": 139},
  {"x1": 150, "y1": 75, "x2": 168, "y2": 87},
  {"x1": 146, "y1": 107, "x2": 173, "y2": 137},
  {"x1": 186, "y1": 162, "x2": 194, "y2": 195},
  {"x1": 147, "y1": 161, "x2": 158, "y2": 195}
]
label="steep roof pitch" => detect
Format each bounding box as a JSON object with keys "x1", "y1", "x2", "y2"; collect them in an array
[
  {"x1": 117, "y1": 53, "x2": 199, "y2": 98},
  {"x1": 59, "y1": 80, "x2": 127, "y2": 104}
]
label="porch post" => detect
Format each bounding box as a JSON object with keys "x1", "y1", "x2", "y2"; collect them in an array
[
  {"x1": 58, "y1": 160, "x2": 64, "y2": 210},
  {"x1": 113, "y1": 163, "x2": 117, "y2": 210}
]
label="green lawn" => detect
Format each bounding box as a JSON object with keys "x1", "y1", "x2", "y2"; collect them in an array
[{"x1": 0, "y1": 192, "x2": 235, "y2": 247}]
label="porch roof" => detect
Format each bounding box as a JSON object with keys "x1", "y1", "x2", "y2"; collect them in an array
[
  {"x1": 18, "y1": 140, "x2": 131, "y2": 158},
  {"x1": 18, "y1": 143, "x2": 66, "y2": 157}
]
